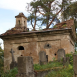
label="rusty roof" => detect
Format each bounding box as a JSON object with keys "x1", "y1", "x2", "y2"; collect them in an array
[
  {"x1": 43, "y1": 19, "x2": 74, "y2": 30},
  {"x1": 0, "y1": 19, "x2": 75, "y2": 36}
]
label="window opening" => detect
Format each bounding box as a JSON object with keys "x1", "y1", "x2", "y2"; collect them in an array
[
  {"x1": 54, "y1": 53, "x2": 57, "y2": 56},
  {"x1": 24, "y1": 21, "x2": 25, "y2": 25},
  {"x1": 47, "y1": 44, "x2": 50, "y2": 47},
  {"x1": 18, "y1": 46, "x2": 24, "y2": 50},
  {"x1": 21, "y1": 55, "x2": 23, "y2": 56},
  {"x1": 44, "y1": 43, "x2": 51, "y2": 49},
  {"x1": 46, "y1": 55, "x2": 48, "y2": 62},
  {"x1": 18, "y1": 20, "x2": 20, "y2": 24}
]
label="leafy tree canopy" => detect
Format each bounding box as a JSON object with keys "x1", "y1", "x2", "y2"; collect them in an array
[
  {"x1": 62, "y1": 1, "x2": 77, "y2": 28},
  {"x1": 26, "y1": 0, "x2": 73, "y2": 30}
]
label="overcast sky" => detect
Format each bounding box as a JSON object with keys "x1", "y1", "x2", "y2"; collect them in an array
[{"x1": 0, "y1": 0, "x2": 33, "y2": 49}]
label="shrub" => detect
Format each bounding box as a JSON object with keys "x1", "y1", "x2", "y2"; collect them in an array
[
  {"x1": 1, "y1": 67, "x2": 18, "y2": 77},
  {"x1": 0, "y1": 47, "x2": 4, "y2": 73},
  {"x1": 66, "y1": 53, "x2": 73, "y2": 65}
]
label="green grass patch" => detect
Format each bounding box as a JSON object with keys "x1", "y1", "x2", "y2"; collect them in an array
[
  {"x1": 45, "y1": 64, "x2": 74, "y2": 77},
  {"x1": 34, "y1": 61, "x2": 63, "y2": 71}
]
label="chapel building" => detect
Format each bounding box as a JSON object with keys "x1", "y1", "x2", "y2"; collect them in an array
[{"x1": 0, "y1": 13, "x2": 76, "y2": 70}]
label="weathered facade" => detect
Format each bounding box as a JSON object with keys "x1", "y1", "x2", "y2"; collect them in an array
[{"x1": 0, "y1": 13, "x2": 76, "y2": 70}]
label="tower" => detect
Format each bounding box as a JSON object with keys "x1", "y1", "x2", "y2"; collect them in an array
[{"x1": 15, "y1": 13, "x2": 27, "y2": 28}]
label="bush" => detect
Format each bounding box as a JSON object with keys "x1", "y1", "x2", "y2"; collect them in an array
[
  {"x1": 0, "y1": 47, "x2": 4, "y2": 73},
  {"x1": 1, "y1": 67, "x2": 18, "y2": 77},
  {"x1": 66, "y1": 53, "x2": 73, "y2": 65}
]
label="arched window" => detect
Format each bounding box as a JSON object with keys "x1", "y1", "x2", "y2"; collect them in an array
[
  {"x1": 18, "y1": 46, "x2": 24, "y2": 50},
  {"x1": 24, "y1": 21, "x2": 25, "y2": 25},
  {"x1": 18, "y1": 20, "x2": 20, "y2": 24}
]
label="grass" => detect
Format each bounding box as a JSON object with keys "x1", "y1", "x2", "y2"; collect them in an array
[
  {"x1": 45, "y1": 64, "x2": 73, "y2": 77},
  {"x1": 34, "y1": 55, "x2": 74, "y2": 77},
  {"x1": 34, "y1": 61, "x2": 63, "y2": 71}
]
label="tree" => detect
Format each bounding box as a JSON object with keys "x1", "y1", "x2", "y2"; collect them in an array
[
  {"x1": 62, "y1": 1, "x2": 77, "y2": 28},
  {"x1": 62, "y1": 1, "x2": 77, "y2": 49},
  {"x1": 26, "y1": 0, "x2": 72, "y2": 30}
]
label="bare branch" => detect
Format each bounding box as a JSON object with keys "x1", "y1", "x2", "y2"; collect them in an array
[
  {"x1": 46, "y1": 8, "x2": 62, "y2": 29},
  {"x1": 46, "y1": 0, "x2": 65, "y2": 28},
  {"x1": 38, "y1": 7, "x2": 45, "y2": 15}
]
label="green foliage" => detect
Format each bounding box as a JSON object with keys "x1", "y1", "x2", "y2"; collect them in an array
[
  {"x1": 0, "y1": 47, "x2": 4, "y2": 72},
  {"x1": 66, "y1": 53, "x2": 73, "y2": 65},
  {"x1": 45, "y1": 64, "x2": 73, "y2": 77},
  {"x1": 34, "y1": 52, "x2": 74, "y2": 77},
  {"x1": 34, "y1": 61, "x2": 62, "y2": 70},
  {"x1": 62, "y1": 1, "x2": 77, "y2": 28},
  {"x1": 62, "y1": 24, "x2": 67, "y2": 27},
  {"x1": 27, "y1": 0, "x2": 72, "y2": 29},
  {"x1": 63, "y1": 1, "x2": 77, "y2": 18},
  {"x1": 1, "y1": 67, "x2": 18, "y2": 77},
  {"x1": 0, "y1": 47, "x2": 18, "y2": 77},
  {"x1": 53, "y1": 25, "x2": 57, "y2": 28}
]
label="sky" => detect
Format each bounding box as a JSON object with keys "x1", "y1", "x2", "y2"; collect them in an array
[{"x1": 0, "y1": 0, "x2": 33, "y2": 49}]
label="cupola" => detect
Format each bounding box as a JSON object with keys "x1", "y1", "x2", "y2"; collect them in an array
[{"x1": 15, "y1": 13, "x2": 27, "y2": 28}]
